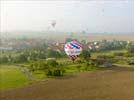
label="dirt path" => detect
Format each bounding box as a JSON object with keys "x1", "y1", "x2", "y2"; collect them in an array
[{"x1": 1, "y1": 67, "x2": 134, "y2": 100}]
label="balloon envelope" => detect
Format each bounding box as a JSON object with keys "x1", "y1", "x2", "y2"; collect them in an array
[
  {"x1": 64, "y1": 40, "x2": 82, "y2": 61},
  {"x1": 51, "y1": 20, "x2": 56, "y2": 28}
]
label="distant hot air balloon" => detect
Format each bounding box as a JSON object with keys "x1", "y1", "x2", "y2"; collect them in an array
[
  {"x1": 51, "y1": 20, "x2": 56, "y2": 28},
  {"x1": 64, "y1": 40, "x2": 82, "y2": 62}
]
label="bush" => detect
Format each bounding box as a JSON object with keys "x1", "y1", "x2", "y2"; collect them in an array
[
  {"x1": 96, "y1": 54, "x2": 116, "y2": 63},
  {"x1": 28, "y1": 59, "x2": 66, "y2": 77},
  {"x1": 46, "y1": 49, "x2": 61, "y2": 58},
  {"x1": 124, "y1": 53, "x2": 134, "y2": 57},
  {"x1": 113, "y1": 52, "x2": 125, "y2": 56},
  {"x1": 80, "y1": 50, "x2": 91, "y2": 61},
  {"x1": 97, "y1": 55, "x2": 114, "y2": 59},
  {"x1": 127, "y1": 44, "x2": 134, "y2": 53},
  {"x1": 45, "y1": 59, "x2": 65, "y2": 76},
  {"x1": 0, "y1": 56, "x2": 8, "y2": 64},
  {"x1": 76, "y1": 58, "x2": 84, "y2": 64}
]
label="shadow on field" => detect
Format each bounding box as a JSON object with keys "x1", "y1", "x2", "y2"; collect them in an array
[{"x1": 54, "y1": 74, "x2": 78, "y2": 80}]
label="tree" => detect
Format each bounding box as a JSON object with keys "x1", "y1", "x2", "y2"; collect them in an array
[
  {"x1": 0, "y1": 56, "x2": 8, "y2": 64},
  {"x1": 47, "y1": 59, "x2": 58, "y2": 67},
  {"x1": 37, "y1": 51, "x2": 46, "y2": 59},
  {"x1": 81, "y1": 40, "x2": 86, "y2": 45},
  {"x1": 65, "y1": 38, "x2": 73, "y2": 43},
  {"x1": 47, "y1": 49, "x2": 61, "y2": 58},
  {"x1": 127, "y1": 44, "x2": 134, "y2": 53},
  {"x1": 80, "y1": 50, "x2": 91, "y2": 61}
]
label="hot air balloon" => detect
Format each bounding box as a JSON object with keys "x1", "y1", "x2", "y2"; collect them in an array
[
  {"x1": 64, "y1": 40, "x2": 82, "y2": 62},
  {"x1": 51, "y1": 20, "x2": 56, "y2": 28}
]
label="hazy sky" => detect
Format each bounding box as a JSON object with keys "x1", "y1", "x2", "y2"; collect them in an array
[{"x1": 1, "y1": 0, "x2": 134, "y2": 33}]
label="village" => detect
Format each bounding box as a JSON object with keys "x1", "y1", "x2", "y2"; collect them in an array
[{"x1": 0, "y1": 36, "x2": 133, "y2": 52}]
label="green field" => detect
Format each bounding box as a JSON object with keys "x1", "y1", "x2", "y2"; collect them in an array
[
  {"x1": 0, "y1": 62, "x2": 98, "y2": 90},
  {"x1": 0, "y1": 65, "x2": 29, "y2": 90},
  {"x1": 92, "y1": 49, "x2": 127, "y2": 58}
]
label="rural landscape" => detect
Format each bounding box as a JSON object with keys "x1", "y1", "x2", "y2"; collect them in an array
[
  {"x1": 0, "y1": 0, "x2": 134, "y2": 100},
  {"x1": 0, "y1": 33, "x2": 134, "y2": 100}
]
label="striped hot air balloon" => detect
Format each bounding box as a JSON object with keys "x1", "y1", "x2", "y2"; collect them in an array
[{"x1": 64, "y1": 40, "x2": 82, "y2": 62}]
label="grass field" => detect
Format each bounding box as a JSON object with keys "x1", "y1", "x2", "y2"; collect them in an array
[
  {"x1": 92, "y1": 49, "x2": 127, "y2": 58},
  {"x1": 0, "y1": 65, "x2": 29, "y2": 90},
  {"x1": 0, "y1": 62, "x2": 98, "y2": 91}
]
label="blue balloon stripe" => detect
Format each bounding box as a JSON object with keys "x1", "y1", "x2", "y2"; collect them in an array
[
  {"x1": 72, "y1": 41, "x2": 82, "y2": 47},
  {"x1": 73, "y1": 42, "x2": 82, "y2": 48},
  {"x1": 73, "y1": 42, "x2": 81, "y2": 48},
  {"x1": 70, "y1": 43, "x2": 80, "y2": 49}
]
